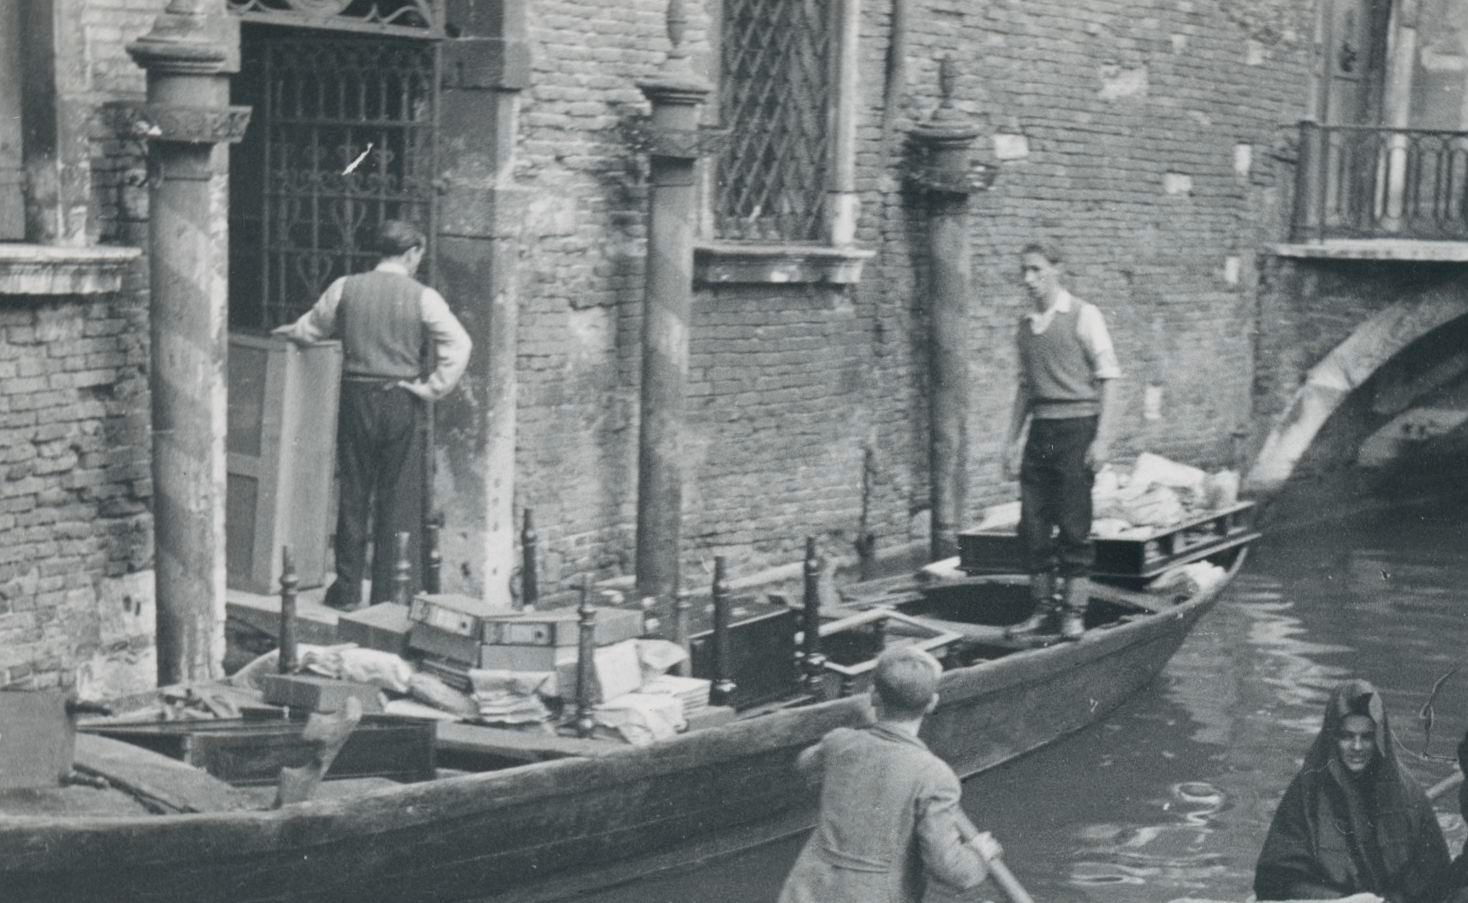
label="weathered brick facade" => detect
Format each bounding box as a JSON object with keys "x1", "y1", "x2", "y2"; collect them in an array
[
  {"x1": 507, "y1": 0, "x2": 1317, "y2": 587},
  {"x1": 0, "y1": 285, "x2": 153, "y2": 695},
  {"x1": 12, "y1": 0, "x2": 1363, "y2": 687}
]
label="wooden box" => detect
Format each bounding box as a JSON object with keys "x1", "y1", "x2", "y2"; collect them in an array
[
  {"x1": 257, "y1": 674, "x2": 384, "y2": 715},
  {"x1": 0, "y1": 691, "x2": 75, "y2": 790},
  {"x1": 409, "y1": 594, "x2": 644, "y2": 650},
  {"x1": 337, "y1": 602, "x2": 414, "y2": 657},
  {"x1": 686, "y1": 599, "x2": 799, "y2": 710},
  {"x1": 82, "y1": 715, "x2": 437, "y2": 787},
  {"x1": 226, "y1": 334, "x2": 342, "y2": 594},
  {"x1": 958, "y1": 501, "x2": 1259, "y2": 582}
]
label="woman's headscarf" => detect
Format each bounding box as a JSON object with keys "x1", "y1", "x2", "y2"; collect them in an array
[{"x1": 1254, "y1": 679, "x2": 1450, "y2": 902}]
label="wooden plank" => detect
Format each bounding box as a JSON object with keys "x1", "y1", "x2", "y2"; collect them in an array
[
  {"x1": 436, "y1": 722, "x2": 617, "y2": 763},
  {"x1": 71, "y1": 734, "x2": 254, "y2": 814}
]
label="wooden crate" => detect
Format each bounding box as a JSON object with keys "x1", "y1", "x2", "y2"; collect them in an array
[
  {"x1": 958, "y1": 501, "x2": 1259, "y2": 581},
  {"x1": 82, "y1": 715, "x2": 436, "y2": 787},
  {"x1": 226, "y1": 334, "x2": 342, "y2": 594},
  {"x1": 685, "y1": 599, "x2": 800, "y2": 710}
]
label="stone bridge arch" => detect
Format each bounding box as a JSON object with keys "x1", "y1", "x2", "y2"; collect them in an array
[{"x1": 1248, "y1": 284, "x2": 1468, "y2": 494}]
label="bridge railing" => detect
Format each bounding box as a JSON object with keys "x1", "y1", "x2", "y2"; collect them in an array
[{"x1": 1292, "y1": 120, "x2": 1468, "y2": 243}]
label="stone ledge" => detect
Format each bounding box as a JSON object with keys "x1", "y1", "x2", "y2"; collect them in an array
[
  {"x1": 694, "y1": 242, "x2": 874, "y2": 286},
  {"x1": 0, "y1": 244, "x2": 143, "y2": 296},
  {"x1": 1272, "y1": 239, "x2": 1468, "y2": 262}
]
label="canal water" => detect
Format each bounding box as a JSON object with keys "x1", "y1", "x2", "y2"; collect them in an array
[{"x1": 582, "y1": 487, "x2": 1468, "y2": 903}]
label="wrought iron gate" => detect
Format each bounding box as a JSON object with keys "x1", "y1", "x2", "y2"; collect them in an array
[{"x1": 229, "y1": 26, "x2": 439, "y2": 329}]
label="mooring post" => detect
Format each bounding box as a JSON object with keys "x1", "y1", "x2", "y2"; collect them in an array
[
  {"x1": 393, "y1": 532, "x2": 412, "y2": 607},
  {"x1": 673, "y1": 588, "x2": 693, "y2": 677},
  {"x1": 424, "y1": 515, "x2": 443, "y2": 595},
  {"x1": 909, "y1": 56, "x2": 986, "y2": 562},
  {"x1": 126, "y1": 0, "x2": 252, "y2": 682},
  {"x1": 520, "y1": 508, "x2": 539, "y2": 610},
  {"x1": 574, "y1": 576, "x2": 598, "y2": 739},
  {"x1": 278, "y1": 546, "x2": 298, "y2": 674},
  {"x1": 709, "y1": 556, "x2": 737, "y2": 708},
  {"x1": 633, "y1": 0, "x2": 713, "y2": 605},
  {"x1": 801, "y1": 537, "x2": 826, "y2": 699}
]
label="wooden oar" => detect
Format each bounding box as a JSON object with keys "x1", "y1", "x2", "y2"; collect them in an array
[
  {"x1": 1428, "y1": 768, "x2": 1463, "y2": 802},
  {"x1": 957, "y1": 819, "x2": 1035, "y2": 903}
]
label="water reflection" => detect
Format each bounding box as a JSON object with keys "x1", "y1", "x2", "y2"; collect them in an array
[{"x1": 578, "y1": 495, "x2": 1468, "y2": 903}]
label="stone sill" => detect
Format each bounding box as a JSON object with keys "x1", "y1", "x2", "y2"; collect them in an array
[
  {"x1": 1272, "y1": 239, "x2": 1468, "y2": 263},
  {"x1": 0, "y1": 243, "x2": 142, "y2": 296},
  {"x1": 694, "y1": 242, "x2": 874, "y2": 286}
]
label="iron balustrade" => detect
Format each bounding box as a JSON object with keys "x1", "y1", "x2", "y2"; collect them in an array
[{"x1": 1293, "y1": 121, "x2": 1468, "y2": 243}]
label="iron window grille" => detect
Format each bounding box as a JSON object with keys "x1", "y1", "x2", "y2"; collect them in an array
[
  {"x1": 227, "y1": 0, "x2": 442, "y2": 38},
  {"x1": 716, "y1": 0, "x2": 834, "y2": 243},
  {"x1": 229, "y1": 27, "x2": 439, "y2": 330}
]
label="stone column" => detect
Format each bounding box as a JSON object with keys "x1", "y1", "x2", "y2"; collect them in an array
[
  {"x1": 433, "y1": 0, "x2": 529, "y2": 610},
  {"x1": 909, "y1": 58, "x2": 983, "y2": 562},
  {"x1": 127, "y1": 0, "x2": 249, "y2": 683},
  {"x1": 634, "y1": 0, "x2": 712, "y2": 604}
]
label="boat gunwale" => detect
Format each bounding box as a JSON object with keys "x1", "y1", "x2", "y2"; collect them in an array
[{"x1": 0, "y1": 549, "x2": 1246, "y2": 877}]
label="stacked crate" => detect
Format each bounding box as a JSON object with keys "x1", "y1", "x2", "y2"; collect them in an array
[{"x1": 406, "y1": 594, "x2": 645, "y2": 697}]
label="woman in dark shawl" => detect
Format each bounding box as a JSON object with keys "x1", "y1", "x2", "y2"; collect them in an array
[{"x1": 1254, "y1": 679, "x2": 1450, "y2": 902}]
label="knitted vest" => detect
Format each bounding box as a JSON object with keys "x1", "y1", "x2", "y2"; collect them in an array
[
  {"x1": 337, "y1": 271, "x2": 425, "y2": 380},
  {"x1": 1018, "y1": 302, "x2": 1099, "y2": 419}
]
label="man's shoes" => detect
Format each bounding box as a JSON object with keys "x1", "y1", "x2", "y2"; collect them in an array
[
  {"x1": 1057, "y1": 576, "x2": 1089, "y2": 641},
  {"x1": 322, "y1": 579, "x2": 358, "y2": 612},
  {"x1": 1006, "y1": 573, "x2": 1056, "y2": 639}
]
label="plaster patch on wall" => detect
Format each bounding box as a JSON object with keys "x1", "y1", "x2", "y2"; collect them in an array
[
  {"x1": 1246, "y1": 41, "x2": 1266, "y2": 65},
  {"x1": 1233, "y1": 143, "x2": 1253, "y2": 177},
  {"x1": 526, "y1": 192, "x2": 579, "y2": 237},
  {"x1": 1163, "y1": 172, "x2": 1194, "y2": 195},
  {"x1": 1224, "y1": 256, "x2": 1242, "y2": 285},
  {"x1": 567, "y1": 305, "x2": 613, "y2": 357},
  {"x1": 97, "y1": 571, "x2": 154, "y2": 647},
  {"x1": 993, "y1": 133, "x2": 1030, "y2": 161},
  {"x1": 1171, "y1": 34, "x2": 1188, "y2": 53},
  {"x1": 76, "y1": 647, "x2": 157, "y2": 700},
  {"x1": 1099, "y1": 65, "x2": 1149, "y2": 100}
]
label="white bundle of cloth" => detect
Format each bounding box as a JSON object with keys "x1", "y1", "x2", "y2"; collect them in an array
[{"x1": 591, "y1": 692, "x2": 686, "y2": 745}]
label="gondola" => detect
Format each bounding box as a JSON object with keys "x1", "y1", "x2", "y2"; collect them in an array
[{"x1": 0, "y1": 526, "x2": 1254, "y2": 903}]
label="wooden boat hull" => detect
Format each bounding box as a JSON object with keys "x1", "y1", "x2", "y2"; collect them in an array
[{"x1": 0, "y1": 553, "x2": 1243, "y2": 903}]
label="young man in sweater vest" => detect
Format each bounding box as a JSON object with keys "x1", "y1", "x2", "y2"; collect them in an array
[
  {"x1": 274, "y1": 220, "x2": 472, "y2": 610},
  {"x1": 1002, "y1": 241, "x2": 1120, "y2": 640}
]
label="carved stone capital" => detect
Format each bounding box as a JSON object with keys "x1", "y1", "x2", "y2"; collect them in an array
[
  {"x1": 622, "y1": 117, "x2": 727, "y2": 161},
  {"x1": 124, "y1": 104, "x2": 253, "y2": 146}
]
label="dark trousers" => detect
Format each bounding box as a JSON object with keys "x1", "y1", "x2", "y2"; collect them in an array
[
  {"x1": 1019, "y1": 415, "x2": 1097, "y2": 579},
  {"x1": 334, "y1": 379, "x2": 424, "y2": 604}
]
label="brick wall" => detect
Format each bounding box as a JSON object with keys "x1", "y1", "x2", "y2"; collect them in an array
[
  {"x1": 506, "y1": 0, "x2": 1316, "y2": 588},
  {"x1": 0, "y1": 0, "x2": 161, "y2": 693},
  {"x1": 66, "y1": 0, "x2": 1325, "y2": 610},
  {"x1": 0, "y1": 288, "x2": 154, "y2": 696}
]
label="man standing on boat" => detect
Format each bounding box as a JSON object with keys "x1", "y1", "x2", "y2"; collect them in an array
[
  {"x1": 1003, "y1": 240, "x2": 1120, "y2": 640},
  {"x1": 777, "y1": 646, "x2": 1005, "y2": 903},
  {"x1": 273, "y1": 220, "x2": 472, "y2": 611}
]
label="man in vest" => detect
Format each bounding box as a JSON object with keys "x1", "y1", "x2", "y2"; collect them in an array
[
  {"x1": 1002, "y1": 240, "x2": 1119, "y2": 640},
  {"x1": 274, "y1": 220, "x2": 472, "y2": 610}
]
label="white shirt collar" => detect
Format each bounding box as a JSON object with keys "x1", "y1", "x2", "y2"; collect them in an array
[
  {"x1": 1025, "y1": 288, "x2": 1074, "y2": 332},
  {"x1": 374, "y1": 260, "x2": 411, "y2": 276}
]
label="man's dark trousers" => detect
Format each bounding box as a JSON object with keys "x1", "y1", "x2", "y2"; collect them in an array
[
  {"x1": 334, "y1": 378, "x2": 423, "y2": 606},
  {"x1": 1019, "y1": 415, "x2": 1097, "y2": 578}
]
